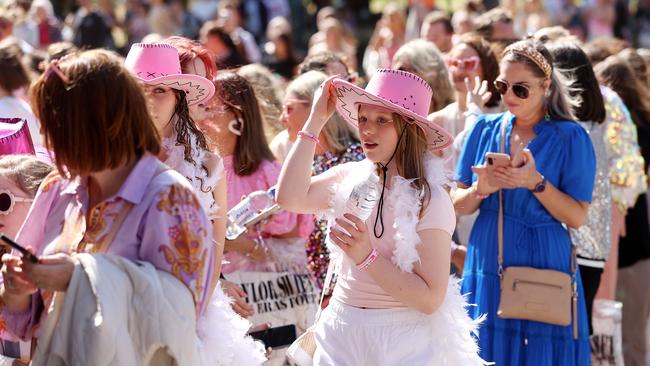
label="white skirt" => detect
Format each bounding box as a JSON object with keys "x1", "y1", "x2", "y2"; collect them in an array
[
  {"x1": 314, "y1": 299, "x2": 435, "y2": 365},
  {"x1": 313, "y1": 277, "x2": 489, "y2": 366}
]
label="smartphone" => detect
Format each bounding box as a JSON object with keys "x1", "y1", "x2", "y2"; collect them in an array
[
  {"x1": 485, "y1": 152, "x2": 511, "y2": 187},
  {"x1": 0, "y1": 234, "x2": 38, "y2": 263},
  {"x1": 249, "y1": 324, "x2": 297, "y2": 348}
]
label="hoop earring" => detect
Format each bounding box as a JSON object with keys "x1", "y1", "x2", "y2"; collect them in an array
[{"x1": 228, "y1": 119, "x2": 243, "y2": 136}]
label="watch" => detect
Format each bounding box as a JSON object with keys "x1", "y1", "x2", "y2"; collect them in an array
[{"x1": 531, "y1": 174, "x2": 547, "y2": 193}]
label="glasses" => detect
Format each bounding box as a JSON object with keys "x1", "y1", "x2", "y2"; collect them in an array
[
  {"x1": 493, "y1": 79, "x2": 533, "y2": 99},
  {"x1": 0, "y1": 189, "x2": 33, "y2": 215},
  {"x1": 445, "y1": 56, "x2": 480, "y2": 71}
]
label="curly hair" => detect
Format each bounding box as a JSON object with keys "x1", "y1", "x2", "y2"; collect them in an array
[{"x1": 171, "y1": 89, "x2": 209, "y2": 164}]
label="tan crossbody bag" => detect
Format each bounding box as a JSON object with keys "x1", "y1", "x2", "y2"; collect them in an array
[{"x1": 494, "y1": 119, "x2": 579, "y2": 339}]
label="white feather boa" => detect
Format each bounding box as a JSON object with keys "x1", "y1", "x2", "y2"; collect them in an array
[
  {"x1": 321, "y1": 153, "x2": 489, "y2": 365},
  {"x1": 197, "y1": 283, "x2": 267, "y2": 366}
]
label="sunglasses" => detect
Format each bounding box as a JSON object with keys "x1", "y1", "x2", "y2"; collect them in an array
[
  {"x1": 0, "y1": 189, "x2": 33, "y2": 215},
  {"x1": 445, "y1": 56, "x2": 480, "y2": 71},
  {"x1": 493, "y1": 79, "x2": 532, "y2": 99}
]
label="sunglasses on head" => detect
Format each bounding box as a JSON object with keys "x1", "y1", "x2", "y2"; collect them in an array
[
  {"x1": 493, "y1": 79, "x2": 532, "y2": 99},
  {"x1": 445, "y1": 56, "x2": 480, "y2": 71},
  {"x1": 0, "y1": 189, "x2": 33, "y2": 215}
]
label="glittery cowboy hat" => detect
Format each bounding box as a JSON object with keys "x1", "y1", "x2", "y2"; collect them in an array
[
  {"x1": 124, "y1": 43, "x2": 215, "y2": 106},
  {"x1": 0, "y1": 118, "x2": 35, "y2": 155},
  {"x1": 332, "y1": 69, "x2": 453, "y2": 151}
]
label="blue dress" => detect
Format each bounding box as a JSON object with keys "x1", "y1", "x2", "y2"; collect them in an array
[{"x1": 456, "y1": 112, "x2": 595, "y2": 365}]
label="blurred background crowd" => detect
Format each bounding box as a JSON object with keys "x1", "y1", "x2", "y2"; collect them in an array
[
  {"x1": 1, "y1": 0, "x2": 650, "y2": 365},
  {"x1": 0, "y1": 0, "x2": 650, "y2": 82}
]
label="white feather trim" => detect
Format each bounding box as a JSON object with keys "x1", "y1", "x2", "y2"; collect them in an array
[
  {"x1": 431, "y1": 277, "x2": 491, "y2": 365},
  {"x1": 389, "y1": 153, "x2": 450, "y2": 272},
  {"x1": 197, "y1": 283, "x2": 267, "y2": 366},
  {"x1": 389, "y1": 175, "x2": 423, "y2": 273}
]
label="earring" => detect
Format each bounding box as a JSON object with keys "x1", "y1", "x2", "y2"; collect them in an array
[
  {"x1": 228, "y1": 119, "x2": 242, "y2": 136},
  {"x1": 544, "y1": 98, "x2": 550, "y2": 121}
]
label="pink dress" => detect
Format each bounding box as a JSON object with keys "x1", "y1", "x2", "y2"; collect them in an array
[
  {"x1": 222, "y1": 155, "x2": 314, "y2": 273},
  {"x1": 1, "y1": 154, "x2": 216, "y2": 340}
]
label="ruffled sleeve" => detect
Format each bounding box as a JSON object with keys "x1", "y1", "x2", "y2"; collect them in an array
[
  {"x1": 602, "y1": 87, "x2": 648, "y2": 211},
  {"x1": 558, "y1": 123, "x2": 597, "y2": 203},
  {"x1": 139, "y1": 184, "x2": 215, "y2": 315}
]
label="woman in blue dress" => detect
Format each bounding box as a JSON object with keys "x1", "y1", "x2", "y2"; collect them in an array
[{"x1": 453, "y1": 39, "x2": 595, "y2": 365}]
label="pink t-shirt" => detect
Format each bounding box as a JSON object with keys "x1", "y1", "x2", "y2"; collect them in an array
[
  {"x1": 327, "y1": 163, "x2": 456, "y2": 309},
  {"x1": 222, "y1": 156, "x2": 314, "y2": 273}
]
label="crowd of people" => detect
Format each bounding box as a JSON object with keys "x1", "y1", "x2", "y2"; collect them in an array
[{"x1": 0, "y1": 0, "x2": 649, "y2": 365}]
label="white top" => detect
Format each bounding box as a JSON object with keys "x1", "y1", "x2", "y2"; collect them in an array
[
  {"x1": 0, "y1": 96, "x2": 45, "y2": 146},
  {"x1": 162, "y1": 134, "x2": 223, "y2": 219}
]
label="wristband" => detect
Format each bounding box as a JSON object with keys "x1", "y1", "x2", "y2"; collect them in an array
[
  {"x1": 357, "y1": 248, "x2": 379, "y2": 270},
  {"x1": 297, "y1": 130, "x2": 319, "y2": 144}
]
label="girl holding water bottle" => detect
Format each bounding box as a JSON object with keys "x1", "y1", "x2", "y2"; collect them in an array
[
  {"x1": 198, "y1": 71, "x2": 314, "y2": 274},
  {"x1": 276, "y1": 69, "x2": 486, "y2": 365}
]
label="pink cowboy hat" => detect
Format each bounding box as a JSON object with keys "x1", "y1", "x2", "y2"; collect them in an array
[
  {"x1": 333, "y1": 69, "x2": 453, "y2": 151},
  {"x1": 0, "y1": 118, "x2": 35, "y2": 156},
  {"x1": 124, "y1": 43, "x2": 215, "y2": 106}
]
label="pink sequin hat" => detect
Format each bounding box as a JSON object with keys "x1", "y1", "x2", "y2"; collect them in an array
[
  {"x1": 333, "y1": 69, "x2": 453, "y2": 151},
  {"x1": 124, "y1": 43, "x2": 215, "y2": 105},
  {"x1": 0, "y1": 118, "x2": 35, "y2": 155}
]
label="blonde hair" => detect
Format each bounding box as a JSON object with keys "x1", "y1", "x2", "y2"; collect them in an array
[
  {"x1": 392, "y1": 39, "x2": 455, "y2": 113},
  {"x1": 287, "y1": 71, "x2": 359, "y2": 154},
  {"x1": 0, "y1": 155, "x2": 53, "y2": 196},
  {"x1": 237, "y1": 64, "x2": 284, "y2": 141}
]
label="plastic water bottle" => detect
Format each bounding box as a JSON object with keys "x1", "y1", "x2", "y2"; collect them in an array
[
  {"x1": 226, "y1": 186, "x2": 278, "y2": 240},
  {"x1": 335, "y1": 173, "x2": 380, "y2": 235}
]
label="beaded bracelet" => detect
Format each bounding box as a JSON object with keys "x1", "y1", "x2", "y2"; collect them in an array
[
  {"x1": 297, "y1": 130, "x2": 320, "y2": 144},
  {"x1": 357, "y1": 248, "x2": 379, "y2": 271}
]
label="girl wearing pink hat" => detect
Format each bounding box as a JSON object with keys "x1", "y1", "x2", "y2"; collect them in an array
[
  {"x1": 276, "y1": 69, "x2": 486, "y2": 365},
  {"x1": 124, "y1": 42, "x2": 267, "y2": 365}
]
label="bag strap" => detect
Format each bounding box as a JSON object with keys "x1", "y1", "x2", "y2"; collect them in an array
[
  {"x1": 498, "y1": 119, "x2": 507, "y2": 278},
  {"x1": 103, "y1": 202, "x2": 134, "y2": 249}
]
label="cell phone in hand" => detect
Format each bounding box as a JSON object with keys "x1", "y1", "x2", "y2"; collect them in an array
[
  {"x1": 485, "y1": 152, "x2": 511, "y2": 187},
  {"x1": 249, "y1": 324, "x2": 297, "y2": 348},
  {"x1": 0, "y1": 234, "x2": 38, "y2": 263}
]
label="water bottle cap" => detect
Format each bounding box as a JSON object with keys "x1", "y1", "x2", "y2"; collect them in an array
[{"x1": 367, "y1": 173, "x2": 380, "y2": 183}]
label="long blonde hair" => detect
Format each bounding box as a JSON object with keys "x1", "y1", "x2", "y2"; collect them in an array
[{"x1": 287, "y1": 71, "x2": 359, "y2": 154}]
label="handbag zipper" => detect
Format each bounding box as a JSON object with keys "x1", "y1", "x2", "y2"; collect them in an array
[{"x1": 513, "y1": 279, "x2": 564, "y2": 291}]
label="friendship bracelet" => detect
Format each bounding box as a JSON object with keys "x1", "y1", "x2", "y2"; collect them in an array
[
  {"x1": 297, "y1": 130, "x2": 320, "y2": 144},
  {"x1": 357, "y1": 248, "x2": 379, "y2": 270}
]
